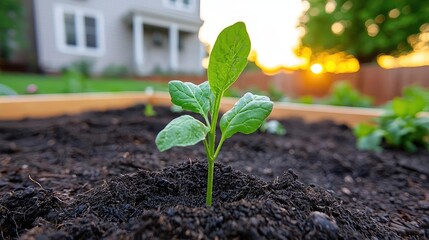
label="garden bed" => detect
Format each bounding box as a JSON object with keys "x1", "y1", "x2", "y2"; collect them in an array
[
  {"x1": 0, "y1": 104, "x2": 428, "y2": 239},
  {"x1": 0, "y1": 92, "x2": 386, "y2": 126}
]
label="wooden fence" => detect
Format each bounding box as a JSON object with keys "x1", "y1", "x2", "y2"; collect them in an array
[{"x1": 139, "y1": 65, "x2": 429, "y2": 105}]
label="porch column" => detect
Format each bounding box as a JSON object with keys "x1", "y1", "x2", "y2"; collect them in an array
[
  {"x1": 199, "y1": 43, "x2": 206, "y2": 74},
  {"x1": 169, "y1": 24, "x2": 179, "y2": 72},
  {"x1": 133, "y1": 15, "x2": 144, "y2": 75}
]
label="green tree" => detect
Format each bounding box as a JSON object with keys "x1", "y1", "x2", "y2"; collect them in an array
[
  {"x1": 0, "y1": 0, "x2": 22, "y2": 61},
  {"x1": 298, "y1": 0, "x2": 429, "y2": 63}
]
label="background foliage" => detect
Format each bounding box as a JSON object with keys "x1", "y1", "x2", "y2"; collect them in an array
[
  {"x1": 0, "y1": 0, "x2": 23, "y2": 61},
  {"x1": 298, "y1": 0, "x2": 429, "y2": 63}
]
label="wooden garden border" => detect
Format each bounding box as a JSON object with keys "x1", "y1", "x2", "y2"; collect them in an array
[{"x1": 0, "y1": 92, "x2": 426, "y2": 126}]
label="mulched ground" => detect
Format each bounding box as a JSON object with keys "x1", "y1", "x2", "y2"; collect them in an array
[{"x1": 0, "y1": 105, "x2": 428, "y2": 239}]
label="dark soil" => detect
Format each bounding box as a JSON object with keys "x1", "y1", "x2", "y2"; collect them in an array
[{"x1": 0, "y1": 105, "x2": 428, "y2": 239}]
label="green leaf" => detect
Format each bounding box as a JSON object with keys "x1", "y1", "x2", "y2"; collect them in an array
[
  {"x1": 198, "y1": 81, "x2": 214, "y2": 113},
  {"x1": 208, "y1": 22, "x2": 251, "y2": 95},
  {"x1": 353, "y1": 123, "x2": 376, "y2": 138},
  {"x1": 414, "y1": 117, "x2": 429, "y2": 129},
  {"x1": 391, "y1": 97, "x2": 425, "y2": 117},
  {"x1": 168, "y1": 81, "x2": 211, "y2": 118},
  {"x1": 260, "y1": 120, "x2": 287, "y2": 136},
  {"x1": 220, "y1": 92, "x2": 273, "y2": 139},
  {"x1": 356, "y1": 129, "x2": 384, "y2": 152},
  {"x1": 156, "y1": 115, "x2": 209, "y2": 152}
]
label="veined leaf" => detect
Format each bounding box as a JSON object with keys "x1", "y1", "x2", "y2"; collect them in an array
[
  {"x1": 353, "y1": 123, "x2": 376, "y2": 137},
  {"x1": 208, "y1": 22, "x2": 251, "y2": 95},
  {"x1": 199, "y1": 81, "x2": 214, "y2": 113},
  {"x1": 169, "y1": 81, "x2": 211, "y2": 118},
  {"x1": 356, "y1": 129, "x2": 384, "y2": 152},
  {"x1": 156, "y1": 115, "x2": 209, "y2": 152},
  {"x1": 392, "y1": 97, "x2": 425, "y2": 117},
  {"x1": 220, "y1": 93, "x2": 273, "y2": 139}
]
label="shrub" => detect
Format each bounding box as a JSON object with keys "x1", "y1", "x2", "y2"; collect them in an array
[
  {"x1": 354, "y1": 94, "x2": 429, "y2": 152},
  {"x1": 403, "y1": 86, "x2": 429, "y2": 111},
  {"x1": 63, "y1": 68, "x2": 87, "y2": 93},
  {"x1": 61, "y1": 59, "x2": 94, "y2": 78},
  {"x1": 102, "y1": 64, "x2": 128, "y2": 78},
  {"x1": 323, "y1": 81, "x2": 373, "y2": 107}
]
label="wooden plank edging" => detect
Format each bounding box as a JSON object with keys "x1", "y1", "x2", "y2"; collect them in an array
[{"x1": 0, "y1": 92, "x2": 426, "y2": 126}]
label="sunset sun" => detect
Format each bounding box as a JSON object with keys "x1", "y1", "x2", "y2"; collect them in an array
[{"x1": 200, "y1": 0, "x2": 307, "y2": 72}]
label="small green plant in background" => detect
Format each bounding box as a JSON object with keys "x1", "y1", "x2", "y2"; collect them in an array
[
  {"x1": 354, "y1": 94, "x2": 429, "y2": 152},
  {"x1": 61, "y1": 59, "x2": 93, "y2": 93},
  {"x1": 155, "y1": 22, "x2": 273, "y2": 207},
  {"x1": 267, "y1": 84, "x2": 285, "y2": 102},
  {"x1": 295, "y1": 95, "x2": 315, "y2": 104},
  {"x1": 102, "y1": 64, "x2": 129, "y2": 78},
  {"x1": 403, "y1": 86, "x2": 429, "y2": 111},
  {"x1": 143, "y1": 87, "x2": 157, "y2": 117},
  {"x1": 323, "y1": 81, "x2": 373, "y2": 107},
  {"x1": 260, "y1": 120, "x2": 287, "y2": 136},
  {"x1": 144, "y1": 104, "x2": 156, "y2": 117},
  {"x1": 63, "y1": 67, "x2": 87, "y2": 93},
  {"x1": 61, "y1": 59, "x2": 94, "y2": 78}
]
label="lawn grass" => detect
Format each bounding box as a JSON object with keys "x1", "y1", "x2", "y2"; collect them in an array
[{"x1": 0, "y1": 72, "x2": 169, "y2": 95}]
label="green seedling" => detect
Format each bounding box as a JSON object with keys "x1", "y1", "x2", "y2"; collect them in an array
[
  {"x1": 354, "y1": 95, "x2": 429, "y2": 152},
  {"x1": 155, "y1": 22, "x2": 273, "y2": 207},
  {"x1": 260, "y1": 120, "x2": 287, "y2": 136},
  {"x1": 64, "y1": 67, "x2": 87, "y2": 93},
  {"x1": 323, "y1": 81, "x2": 373, "y2": 107},
  {"x1": 403, "y1": 86, "x2": 429, "y2": 111},
  {"x1": 144, "y1": 104, "x2": 156, "y2": 117}
]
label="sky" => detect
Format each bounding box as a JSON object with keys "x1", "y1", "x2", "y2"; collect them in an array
[{"x1": 199, "y1": 0, "x2": 306, "y2": 71}]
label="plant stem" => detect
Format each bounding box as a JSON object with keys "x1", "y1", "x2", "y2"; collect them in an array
[
  {"x1": 208, "y1": 92, "x2": 223, "y2": 156},
  {"x1": 206, "y1": 159, "x2": 215, "y2": 207},
  {"x1": 213, "y1": 137, "x2": 226, "y2": 160},
  {"x1": 203, "y1": 139, "x2": 210, "y2": 157},
  {"x1": 205, "y1": 91, "x2": 223, "y2": 207}
]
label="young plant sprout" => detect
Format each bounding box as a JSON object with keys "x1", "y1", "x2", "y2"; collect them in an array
[
  {"x1": 144, "y1": 104, "x2": 156, "y2": 117},
  {"x1": 155, "y1": 22, "x2": 273, "y2": 207},
  {"x1": 260, "y1": 120, "x2": 287, "y2": 136}
]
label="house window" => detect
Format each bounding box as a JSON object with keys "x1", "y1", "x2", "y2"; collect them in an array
[
  {"x1": 54, "y1": 4, "x2": 104, "y2": 56},
  {"x1": 84, "y1": 16, "x2": 97, "y2": 48},
  {"x1": 163, "y1": 0, "x2": 195, "y2": 12},
  {"x1": 64, "y1": 13, "x2": 77, "y2": 46}
]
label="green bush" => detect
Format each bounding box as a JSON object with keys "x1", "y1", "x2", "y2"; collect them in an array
[
  {"x1": 102, "y1": 64, "x2": 129, "y2": 78},
  {"x1": 267, "y1": 84, "x2": 285, "y2": 102},
  {"x1": 403, "y1": 86, "x2": 429, "y2": 111},
  {"x1": 63, "y1": 68, "x2": 87, "y2": 93},
  {"x1": 61, "y1": 59, "x2": 93, "y2": 78},
  {"x1": 323, "y1": 81, "x2": 373, "y2": 107},
  {"x1": 295, "y1": 95, "x2": 315, "y2": 104},
  {"x1": 354, "y1": 94, "x2": 429, "y2": 152}
]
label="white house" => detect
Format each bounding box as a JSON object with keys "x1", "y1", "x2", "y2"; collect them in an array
[{"x1": 30, "y1": 0, "x2": 205, "y2": 75}]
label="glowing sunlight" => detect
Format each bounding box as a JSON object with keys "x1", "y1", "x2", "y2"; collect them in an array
[{"x1": 200, "y1": 0, "x2": 307, "y2": 72}]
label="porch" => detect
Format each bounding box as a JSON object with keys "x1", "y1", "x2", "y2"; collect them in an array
[{"x1": 130, "y1": 9, "x2": 204, "y2": 75}]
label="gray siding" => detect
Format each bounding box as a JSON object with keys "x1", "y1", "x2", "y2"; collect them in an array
[{"x1": 33, "y1": 0, "x2": 202, "y2": 75}]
